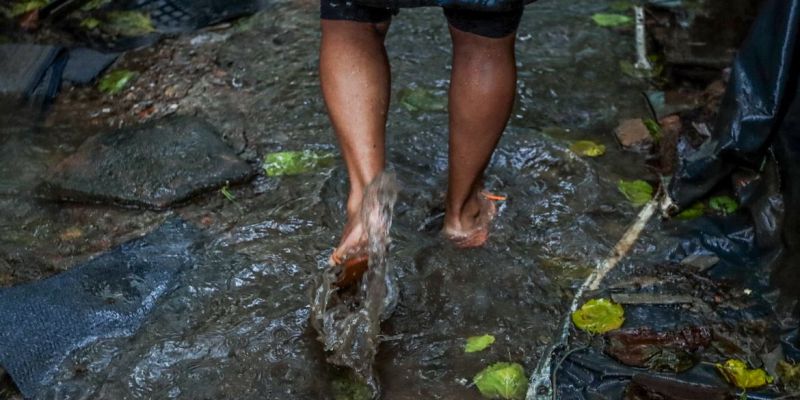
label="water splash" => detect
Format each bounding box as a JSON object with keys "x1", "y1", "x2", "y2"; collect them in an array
[{"x1": 309, "y1": 172, "x2": 399, "y2": 397}]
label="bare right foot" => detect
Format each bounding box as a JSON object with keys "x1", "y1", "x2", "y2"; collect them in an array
[{"x1": 442, "y1": 191, "x2": 500, "y2": 248}]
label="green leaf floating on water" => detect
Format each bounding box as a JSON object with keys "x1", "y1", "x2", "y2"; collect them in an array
[
  {"x1": 104, "y1": 11, "x2": 154, "y2": 37},
  {"x1": 263, "y1": 150, "x2": 335, "y2": 176},
  {"x1": 676, "y1": 202, "x2": 705, "y2": 220},
  {"x1": 572, "y1": 298, "x2": 624, "y2": 334},
  {"x1": 591, "y1": 13, "x2": 633, "y2": 27},
  {"x1": 465, "y1": 334, "x2": 496, "y2": 353},
  {"x1": 398, "y1": 87, "x2": 447, "y2": 113},
  {"x1": 709, "y1": 195, "x2": 738, "y2": 215},
  {"x1": 569, "y1": 140, "x2": 606, "y2": 157},
  {"x1": 617, "y1": 179, "x2": 653, "y2": 207},
  {"x1": 473, "y1": 362, "x2": 528, "y2": 400},
  {"x1": 715, "y1": 359, "x2": 773, "y2": 389},
  {"x1": 98, "y1": 69, "x2": 136, "y2": 94}
]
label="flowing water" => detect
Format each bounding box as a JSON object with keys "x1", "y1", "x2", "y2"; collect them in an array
[{"x1": 0, "y1": 0, "x2": 694, "y2": 398}]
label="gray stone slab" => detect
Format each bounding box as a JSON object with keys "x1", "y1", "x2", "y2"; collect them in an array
[{"x1": 41, "y1": 115, "x2": 254, "y2": 209}]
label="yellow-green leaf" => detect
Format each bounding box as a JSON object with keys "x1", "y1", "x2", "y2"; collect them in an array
[
  {"x1": 591, "y1": 13, "x2": 633, "y2": 27},
  {"x1": 9, "y1": 0, "x2": 48, "y2": 17},
  {"x1": 465, "y1": 334, "x2": 496, "y2": 353},
  {"x1": 709, "y1": 196, "x2": 738, "y2": 215},
  {"x1": 98, "y1": 69, "x2": 136, "y2": 94},
  {"x1": 617, "y1": 179, "x2": 654, "y2": 207},
  {"x1": 263, "y1": 150, "x2": 335, "y2": 176},
  {"x1": 676, "y1": 202, "x2": 705, "y2": 220},
  {"x1": 80, "y1": 17, "x2": 101, "y2": 30},
  {"x1": 104, "y1": 11, "x2": 154, "y2": 37},
  {"x1": 715, "y1": 359, "x2": 773, "y2": 389},
  {"x1": 777, "y1": 360, "x2": 800, "y2": 392},
  {"x1": 473, "y1": 362, "x2": 528, "y2": 400},
  {"x1": 572, "y1": 298, "x2": 624, "y2": 334},
  {"x1": 569, "y1": 140, "x2": 606, "y2": 157}
]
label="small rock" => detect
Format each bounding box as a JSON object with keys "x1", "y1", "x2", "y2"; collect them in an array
[
  {"x1": 680, "y1": 254, "x2": 719, "y2": 272},
  {"x1": 615, "y1": 119, "x2": 653, "y2": 151}
]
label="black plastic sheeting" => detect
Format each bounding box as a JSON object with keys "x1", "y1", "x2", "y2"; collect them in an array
[
  {"x1": 667, "y1": 0, "x2": 800, "y2": 318},
  {"x1": 554, "y1": 1, "x2": 800, "y2": 397},
  {"x1": 0, "y1": 218, "x2": 200, "y2": 398}
]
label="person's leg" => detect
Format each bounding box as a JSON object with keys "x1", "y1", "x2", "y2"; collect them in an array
[
  {"x1": 320, "y1": 18, "x2": 391, "y2": 264},
  {"x1": 442, "y1": 9, "x2": 520, "y2": 247}
]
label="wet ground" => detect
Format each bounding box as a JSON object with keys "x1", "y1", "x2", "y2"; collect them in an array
[{"x1": 1, "y1": 0, "x2": 777, "y2": 398}]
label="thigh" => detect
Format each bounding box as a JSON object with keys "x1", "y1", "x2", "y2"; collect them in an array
[{"x1": 443, "y1": 7, "x2": 524, "y2": 38}]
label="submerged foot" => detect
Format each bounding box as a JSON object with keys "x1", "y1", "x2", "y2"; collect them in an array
[
  {"x1": 329, "y1": 216, "x2": 369, "y2": 288},
  {"x1": 442, "y1": 191, "x2": 502, "y2": 248}
]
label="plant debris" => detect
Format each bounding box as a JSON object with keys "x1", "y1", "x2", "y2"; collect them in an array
[
  {"x1": 398, "y1": 87, "x2": 447, "y2": 113},
  {"x1": 617, "y1": 180, "x2": 654, "y2": 207},
  {"x1": 591, "y1": 13, "x2": 632, "y2": 27},
  {"x1": 98, "y1": 69, "x2": 137, "y2": 94},
  {"x1": 262, "y1": 150, "x2": 335, "y2": 176},
  {"x1": 103, "y1": 11, "x2": 155, "y2": 37},
  {"x1": 572, "y1": 298, "x2": 625, "y2": 334},
  {"x1": 708, "y1": 196, "x2": 738, "y2": 215},
  {"x1": 605, "y1": 327, "x2": 711, "y2": 372},
  {"x1": 569, "y1": 140, "x2": 606, "y2": 157},
  {"x1": 473, "y1": 362, "x2": 528, "y2": 400},
  {"x1": 715, "y1": 359, "x2": 773, "y2": 389},
  {"x1": 465, "y1": 334, "x2": 496, "y2": 353}
]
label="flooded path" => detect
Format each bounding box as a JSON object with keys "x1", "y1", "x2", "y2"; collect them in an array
[{"x1": 0, "y1": 0, "x2": 705, "y2": 398}]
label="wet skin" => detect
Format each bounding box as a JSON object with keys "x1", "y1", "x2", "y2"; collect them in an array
[{"x1": 320, "y1": 19, "x2": 517, "y2": 268}]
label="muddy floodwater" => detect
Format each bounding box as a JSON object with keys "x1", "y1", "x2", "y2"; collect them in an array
[{"x1": 1, "y1": 0, "x2": 744, "y2": 398}]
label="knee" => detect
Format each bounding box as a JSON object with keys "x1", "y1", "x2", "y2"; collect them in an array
[
  {"x1": 321, "y1": 20, "x2": 391, "y2": 42},
  {"x1": 450, "y1": 27, "x2": 515, "y2": 57}
]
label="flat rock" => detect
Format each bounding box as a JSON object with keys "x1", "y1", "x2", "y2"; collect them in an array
[
  {"x1": 615, "y1": 118, "x2": 653, "y2": 151},
  {"x1": 41, "y1": 115, "x2": 254, "y2": 209}
]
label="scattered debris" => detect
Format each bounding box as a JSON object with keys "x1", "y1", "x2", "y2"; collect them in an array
[
  {"x1": 615, "y1": 119, "x2": 653, "y2": 151},
  {"x1": 569, "y1": 140, "x2": 606, "y2": 157},
  {"x1": 605, "y1": 327, "x2": 711, "y2": 372},
  {"x1": 617, "y1": 179, "x2": 654, "y2": 207},
  {"x1": 98, "y1": 69, "x2": 136, "y2": 94},
  {"x1": 591, "y1": 13, "x2": 632, "y2": 27},
  {"x1": 473, "y1": 362, "x2": 528, "y2": 400},
  {"x1": 262, "y1": 150, "x2": 335, "y2": 177},
  {"x1": 777, "y1": 360, "x2": 800, "y2": 393},
  {"x1": 398, "y1": 87, "x2": 447, "y2": 113},
  {"x1": 679, "y1": 254, "x2": 720, "y2": 272},
  {"x1": 715, "y1": 359, "x2": 773, "y2": 389},
  {"x1": 708, "y1": 196, "x2": 738, "y2": 215},
  {"x1": 103, "y1": 11, "x2": 155, "y2": 37},
  {"x1": 465, "y1": 334, "x2": 496, "y2": 353},
  {"x1": 572, "y1": 298, "x2": 625, "y2": 334},
  {"x1": 624, "y1": 374, "x2": 733, "y2": 400}
]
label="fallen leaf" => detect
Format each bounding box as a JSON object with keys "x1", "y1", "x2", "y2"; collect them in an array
[
  {"x1": 675, "y1": 202, "x2": 705, "y2": 220},
  {"x1": 465, "y1": 334, "x2": 496, "y2": 353},
  {"x1": 569, "y1": 140, "x2": 606, "y2": 157},
  {"x1": 103, "y1": 11, "x2": 154, "y2": 37},
  {"x1": 473, "y1": 362, "x2": 528, "y2": 400},
  {"x1": 262, "y1": 150, "x2": 335, "y2": 176},
  {"x1": 572, "y1": 298, "x2": 625, "y2": 334},
  {"x1": 605, "y1": 327, "x2": 711, "y2": 372},
  {"x1": 98, "y1": 69, "x2": 136, "y2": 94},
  {"x1": 398, "y1": 87, "x2": 447, "y2": 113},
  {"x1": 715, "y1": 359, "x2": 773, "y2": 389},
  {"x1": 777, "y1": 360, "x2": 800, "y2": 393},
  {"x1": 617, "y1": 180, "x2": 653, "y2": 207},
  {"x1": 591, "y1": 13, "x2": 633, "y2": 27},
  {"x1": 9, "y1": 0, "x2": 47, "y2": 17},
  {"x1": 709, "y1": 196, "x2": 738, "y2": 215}
]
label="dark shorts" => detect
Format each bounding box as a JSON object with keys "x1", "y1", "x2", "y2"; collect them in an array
[{"x1": 320, "y1": 0, "x2": 523, "y2": 38}]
